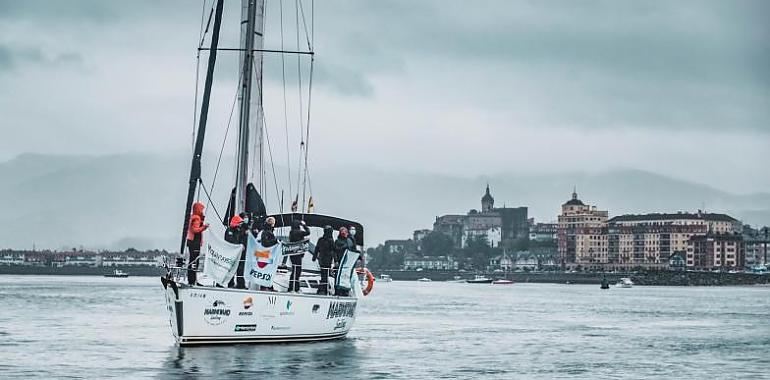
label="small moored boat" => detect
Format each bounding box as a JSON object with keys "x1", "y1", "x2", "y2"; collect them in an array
[
  {"x1": 467, "y1": 275, "x2": 493, "y2": 284},
  {"x1": 417, "y1": 278, "x2": 432, "y2": 282},
  {"x1": 492, "y1": 279, "x2": 514, "y2": 285},
  {"x1": 378, "y1": 274, "x2": 393, "y2": 282},
  {"x1": 104, "y1": 269, "x2": 129, "y2": 278}
]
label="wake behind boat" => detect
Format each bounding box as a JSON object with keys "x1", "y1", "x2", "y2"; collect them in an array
[
  {"x1": 616, "y1": 278, "x2": 634, "y2": 288},
  {"x1": 161, "y1": 0, "x2": 372, "y2": 346}
]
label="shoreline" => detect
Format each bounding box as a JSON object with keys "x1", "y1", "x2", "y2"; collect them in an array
[
  {"x1": 378, "y1": 269, "x2": 770, "y2": 286},
  {"x1": 2, "y1": 265, "x2": 768, "y2": 286}
]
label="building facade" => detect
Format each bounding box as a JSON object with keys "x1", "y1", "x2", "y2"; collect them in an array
[
  {"x1": 557, "y1": 189, "x2": 608, "y2": 270},
  {"x1": 403, "y1": 255, "x2": 459, "y2": 270},
  {"x1": 687, "y1": 233, "x2": 745, "y2": 269},
  {"x1": 434, "y1": 185, "x2": 529, "y2": 249},
  {"x1": 607, "y1": 212, "x2": 742, "y2": 270}
]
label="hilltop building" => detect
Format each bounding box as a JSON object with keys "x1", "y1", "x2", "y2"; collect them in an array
[
  {"x1": 557, "y1": 189, "x2": 608, "y2": 269},
  {"x1": 433, "y1": 185, "x2": 528, "y2": 249}
]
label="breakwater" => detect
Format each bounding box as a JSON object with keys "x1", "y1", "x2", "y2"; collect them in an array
[
  {"x1": 378, "y1": 270, "x2": 770, "y2": 286},
  {"x1": 0, "y1": 265, "x2": 163, "y2": 277}
]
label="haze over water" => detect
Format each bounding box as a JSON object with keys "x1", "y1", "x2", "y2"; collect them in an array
[{"x1": 0, "y1": 276, "x2": 768, "y2": 379}]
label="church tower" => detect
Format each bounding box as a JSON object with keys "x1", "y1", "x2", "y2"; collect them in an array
[{"x1": 481, "y1": 184, "x2": 495, "y2": 212}]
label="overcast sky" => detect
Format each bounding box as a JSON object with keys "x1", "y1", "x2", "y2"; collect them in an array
[{"x1": 1, "y1": 0, "x2": 768, "y2": 194}]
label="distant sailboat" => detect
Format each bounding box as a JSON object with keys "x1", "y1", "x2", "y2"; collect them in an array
[{"x1": 161, "y1": 0, "x2": 371, "y2": 345}]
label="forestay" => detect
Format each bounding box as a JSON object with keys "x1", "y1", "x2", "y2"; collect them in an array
[
  {"x1": 202, "y1": 229, "x2": 243, "y2": 286},
  {"x1": 245, "y1": 231, "x2": 283, "y2": 288}
]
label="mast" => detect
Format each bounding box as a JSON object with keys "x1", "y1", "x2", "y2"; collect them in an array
[
  {"x1": 235, "y1": 0, "x2": 266, "y2": 215},
  {"x1": 179, "y1": 0, "x2": 225, "y2": 256}
]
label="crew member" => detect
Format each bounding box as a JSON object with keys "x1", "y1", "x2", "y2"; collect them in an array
[
  {"x1": 225, "y1": 214, "x2": 248, "y2": 289},
  {"x1": 260, "y1": 216, "x2": 278, "y2": 247},
  {"x1": 313, "y1": 225, "x2": 335, "y2": 295},
  {"x1": 288, "y1": 219, "x2": 310, "y2": 292},
  {"x1": 258, "y1": 216, "x2": 278, "y2": 291},
  {"x1": 348, "y1": 226, "x2": 360, "y2": 252},
  {"x1": 186, "y1": 202, "x2": 209, "y2": 285}
]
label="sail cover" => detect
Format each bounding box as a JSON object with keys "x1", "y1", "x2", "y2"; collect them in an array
[
  {"x1": 244, "y1": 231, "x2": 283, "y2": 288},
  {"x1": 202, "y1": 229, "x2": 243, "y2": 286}
]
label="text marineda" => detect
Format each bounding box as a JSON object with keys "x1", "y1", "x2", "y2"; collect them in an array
[
  {"x1": 204, "y1": 306, "x2": 231, "y2": 317},
  {"x1": 326, "y1": 301, "x2": 356, "y2": 319}
]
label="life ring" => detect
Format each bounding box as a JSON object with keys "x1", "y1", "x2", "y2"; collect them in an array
[{"x1": 355, "y1": 268, "x2": 375, "y2": 296}]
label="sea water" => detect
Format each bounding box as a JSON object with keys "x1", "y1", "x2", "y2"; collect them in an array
[{"x1": 0, "y1": 276, "x2": 768, "y2": 379}]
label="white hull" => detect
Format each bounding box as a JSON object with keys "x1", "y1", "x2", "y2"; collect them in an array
[{"x1": 162, "y1": 278, "x2": 358, "y2": 345}]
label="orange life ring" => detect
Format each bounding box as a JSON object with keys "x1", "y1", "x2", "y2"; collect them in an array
[{"x1": 355, "y1": 268, "x2": 375, "y2": 296}]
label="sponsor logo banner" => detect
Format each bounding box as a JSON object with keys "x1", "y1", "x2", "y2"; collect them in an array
[
  {"x1": 245, "y1": 231, "x2": 284, "y2": 288},
  {"x1": 234, "y1": 324, "x2": 257, "y2": 332},
  {"x1": 333, "y1": 319, "x2": 347, "y2": 330},
  {"x1": 326, "y1": 301, "x2": 356, "y2": 319},
  {"x1": 203, "y1": 300, "x2": 231, "y2": 325},
  {"x1": 202, "y1": 229, "x2": 243, "y2": 286}
]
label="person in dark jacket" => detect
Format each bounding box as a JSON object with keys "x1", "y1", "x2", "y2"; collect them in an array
[
  {"x1": 186, "y1": 202, "x2": 209, "y2": 285},
  {"x1": 347, "y1": 226, "x2": 359, "y2": 252},
  {"x1": 333, "y1": 227, "x2": 350, "y2": 265},
  {"x1": 257, "y1": 216, "x2": 278, "y2": 291},
  {"x1": 288, "y1": 220, "x2": 310, "y2": 292},
  {"x1": 260, "y1": 216, "x2": 278, "y2": 247},
  {"x1": 225, "y1": 214, "x2": 248, "y2": 289},
  {"x1": 313, "y1": 225, "x2": 335, "y2": 295}
]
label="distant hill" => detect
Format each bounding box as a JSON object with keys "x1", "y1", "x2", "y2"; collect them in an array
[{"x1": 0, "y1": 153, "x2": 767, "y2": 250}]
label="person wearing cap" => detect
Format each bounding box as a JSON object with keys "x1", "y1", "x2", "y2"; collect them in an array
[
  {"x1": 313, "y1": 225, "x2": 335, "y2": 295},
  {"x1": 257, "y1": 216, "x2": 278, "y2": 291},
  {"x1": 226, "y1": 214, "x2": 248, "y2": 289},
  {"x1": 186, "y1": 202, "x2": 209, "y2": 285},
  {"x1": 288, "y1": 220, "x2": 310, "y2": 293}
]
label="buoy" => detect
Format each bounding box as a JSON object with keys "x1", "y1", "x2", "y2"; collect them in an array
[{"x1": 356, "y1": 268, "x2": 375, "y2": 296}]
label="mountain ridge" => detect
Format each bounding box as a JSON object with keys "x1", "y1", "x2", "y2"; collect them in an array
[{"x1": 0, "y1": 153, "x2": 767, "y2": 250}]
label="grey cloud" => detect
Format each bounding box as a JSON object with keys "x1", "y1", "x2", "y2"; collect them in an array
[
  {"x1": 0, "y1": 46, "x2": 12, "y2": 70},
  {"x1": 0, "y1": 44, "x2": 85, "y2": 72},
  {"x1": 0, "y1": 0, "x2": 119, "y2": 22}
]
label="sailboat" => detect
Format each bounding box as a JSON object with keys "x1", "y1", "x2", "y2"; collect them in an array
[{"x1": 160, "y1": 0, "x2": 371, "y2": 345}]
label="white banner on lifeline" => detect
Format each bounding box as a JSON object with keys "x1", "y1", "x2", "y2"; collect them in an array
[
  {"x1": 335, "y1": 249, "x2": 361, "y2": 291},
  {"x1": 202, "y1": 229, "x2": 243, "y2": 286}
]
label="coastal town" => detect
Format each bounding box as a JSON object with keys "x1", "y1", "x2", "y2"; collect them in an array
[
  {"x1": 1, "y1": 185, "x2": 768, "y2": 281},
  {"x1": 366, "y1": 186, "x2": 770, "y2": 275}
]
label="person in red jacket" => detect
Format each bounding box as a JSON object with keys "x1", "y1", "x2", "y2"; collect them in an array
[{"x1": 186, "y1": 202, "x2": 209, "y2": 285}]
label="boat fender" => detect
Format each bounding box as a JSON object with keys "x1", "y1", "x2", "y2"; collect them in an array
[{"x1": 355, "y1": 268, "x2": 375, "y2": 296}]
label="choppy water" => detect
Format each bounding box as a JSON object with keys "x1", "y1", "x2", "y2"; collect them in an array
[{"x1": 0, "y1": 276, "x2": 768, "y2": 379}]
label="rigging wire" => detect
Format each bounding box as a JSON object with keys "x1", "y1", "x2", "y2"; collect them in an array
[
  {"x1": 208, "y1": 71, "x2": 244, "y2": 199},
  {"x1": 253, "y1": 57, "x2": 283, "y2": 211},
  {"x1": 297, "y1": 0, "x2": 313, "y2": 50},
  {"x1": 294, "y1": 0, "x2": 305, "y2": 211},
  {"x1": 191, "y1": 0, "x2": 211, "y2": 151},
  {"x1": 198, "y1": 178, "x2": 224, "y2": 224},
  {"x1": 301, "y1": 55, "x2": 314, "y2": 211},
  {"x1": 279, "y1": 0, "x2": 293, "y2": 210}
]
